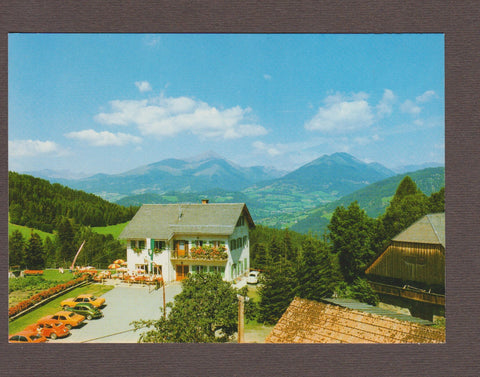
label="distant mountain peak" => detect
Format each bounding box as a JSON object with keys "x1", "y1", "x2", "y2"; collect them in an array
[{"x1": 185, "y1": 150, "x2": 224, "y2": 163}]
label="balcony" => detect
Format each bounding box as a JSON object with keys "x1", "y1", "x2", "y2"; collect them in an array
[{"x1": 171, "y1": 245, "x2": 228, "y2": 261}]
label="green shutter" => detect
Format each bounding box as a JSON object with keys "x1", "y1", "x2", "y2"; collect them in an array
[{"x1": 151, "y1": 239, "x2": 155, "y2": 250}]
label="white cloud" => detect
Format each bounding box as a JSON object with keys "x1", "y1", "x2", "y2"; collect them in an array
[
  {"x1": 65, "y1": 129, "x2": 142, "y2": 146},
  {"x1": 376, "y1": 89, "x2": 396, "y2": 117},
  {"x1": 263, "y1": 74, "x2": 272, "y2": 80},
  {"x1": 9, "y1": 139, "x2": 62, "y2": 157},
  {"x1": 416, "y1": 90, "x2": 437, "y2": 103},
  {"x1": 135, "y1": 81, "x2": 152, "y2": 92},
  {"x1": 95, "y1": 95, "x2": 267, "y2": 140},
  {"x1": 305, "y1": 93, "x2": 374, "y2": 133},
  {"x1": 252, "y1": 141, "x2": 281, "y2": 157},
  {"x1": 401, "y1": 99, "x2": 422, "y2": 115}
]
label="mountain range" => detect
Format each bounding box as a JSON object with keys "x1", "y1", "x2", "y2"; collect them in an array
[
  {"x1": 22, "y1": 152, "x2": 444, "y2": 230},
  {"x1": 27, "y1": 152, "x2": 397, "y2": 201}
]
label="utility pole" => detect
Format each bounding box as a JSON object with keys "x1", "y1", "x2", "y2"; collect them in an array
[
  {"x1": 162, "y1": 278, "x2": 166, "y2": 319},
  {"x1": 237, "y1": 294, "x2": 245, "y2": 343}
]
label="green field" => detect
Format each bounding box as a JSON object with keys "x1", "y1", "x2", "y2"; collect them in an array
[
  {"x1": 92, "y1": 222, "x2": 129, "y2": 239},
  {"x1": 8, "y1": 222, "x2": 54, "y2": 242},
  {"x1": 9, "y1": 283, "x2": 113, "y2": 335}
]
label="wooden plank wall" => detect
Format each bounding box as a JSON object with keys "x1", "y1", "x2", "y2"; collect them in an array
[{"x1": 366, "y1": 241, "x2": 445, "y2": 286}]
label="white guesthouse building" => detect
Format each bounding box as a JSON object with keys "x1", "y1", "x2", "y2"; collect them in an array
[{"x1": 118, "y1": 201, "x2": 255, "y2": 283}]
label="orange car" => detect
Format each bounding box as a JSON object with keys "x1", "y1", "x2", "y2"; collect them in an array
[
  {"x1": 45, "y1": 311, "x2": 85, "y2": 329},
  {"x1": 25, "y1": 318, "x2": 70, "y2": 339},
  {"x1": 61, "y1": 294, "x2": 106, "y2": 309},
  {"x1": 9, "y1": 330, "x2": 47, "y2": 343}
]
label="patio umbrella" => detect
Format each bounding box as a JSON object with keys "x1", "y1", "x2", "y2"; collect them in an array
[
  {"x1": 113, "y1": 259, "x2": 125, "y2": 265},
  {"x1": 108, "y1": 263, "x2": 120, "y2": 269},
  {"x1": 121, "y1": 261, "x2": 128, "y2": 266},
  {"x1": 117, "y1": 267, "x2": 128, "y2": 272}
]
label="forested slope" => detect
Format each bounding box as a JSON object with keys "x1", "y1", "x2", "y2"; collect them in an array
[{"x1": 9, "y1": 172, "x2": 138, "y2": 233}]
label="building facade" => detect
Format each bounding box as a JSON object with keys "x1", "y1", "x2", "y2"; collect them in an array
[
  {"x1": 365, "y1": 213, "x2": 445, "y2": 320},
  {"x1": 119, "y1": 201, "x2": 255, "y2": 283}
]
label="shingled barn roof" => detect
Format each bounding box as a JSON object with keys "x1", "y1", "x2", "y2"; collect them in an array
[
  {"x1": 265, "y1": 297, "x2": 445, "y2": 343},
  {"x1": 393, "y1": 213, "x2": 445, "y2": 248},
  {"x1": 119, "y1": 203, "x2": 254, "y2": 240}
]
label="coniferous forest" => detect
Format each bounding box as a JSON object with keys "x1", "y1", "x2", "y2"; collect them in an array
[
  {"x1": 9, "y1": 172, "x2": 138, "y2": 232},
  {"x1": 8, "y1": 171, "x2": 444, "y2": 325},
  {"x1": 249, "y1": 176, "x2": 444, "y2": 324},
  {"x1": 8, "y1": 172, "x2": 139, "y2": 270}
]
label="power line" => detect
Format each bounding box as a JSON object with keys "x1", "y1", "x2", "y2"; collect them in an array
[{"x1": 79, "y1": 328, "x2": 136, "y2": 343}]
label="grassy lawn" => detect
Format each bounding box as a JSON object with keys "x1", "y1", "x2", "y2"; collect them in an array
[
  {"x1": 9, "y1": 270, "x2": 78, "y2": 306},
  {"x1": 244, "y1": 320, "x2": 274, "y2": 343},
  {"x1": 243, "y1": 284, "x2": 273, "y2": 343},
  {"x1": 92, "y1": 222, "x2": 128, "y2": 240},
  {"x1": 9, "y1": 284, "x2": 114, "y2": 335},
  {"x1": 8, "y1": 222, "x2": 54, "y2": 242}
]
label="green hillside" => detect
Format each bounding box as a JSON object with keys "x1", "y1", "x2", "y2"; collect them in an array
[
  {"x1": 92, "y1": 222, "x2": 129, "y2": 240},
  {"x1": 9, "y1": 222, "x2": 54, "y2": 242},
  {"x1": 291, "y1": 167, "x2": 445, "y2": 235},
  {"x1": 9, "y1": 171, "x2": 139, "y2": 233}
]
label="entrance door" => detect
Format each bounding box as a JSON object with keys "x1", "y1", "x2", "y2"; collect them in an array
[
  {"x1": 176, "y1": 241, "x2": 186, "y2": 257},
  {"x1": 176, "y1": 265, "x2": 189, "y2": 281}
]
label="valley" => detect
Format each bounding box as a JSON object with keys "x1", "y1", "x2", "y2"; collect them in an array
[{"x1": 19, "y1": 152, "x2": 445, "y2": 232}]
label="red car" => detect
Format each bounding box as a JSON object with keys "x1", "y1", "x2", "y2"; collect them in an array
[
  {"x1": 9, "y1": 330, "x2": 47, "y2": 343},
  {"x1": 25, "y1": 319, "x2": 70, "y2": 339}
]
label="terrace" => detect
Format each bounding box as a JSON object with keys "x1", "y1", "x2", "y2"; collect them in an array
[{"x1": 170, "y1": 244, "x2": 228, "y2": 261}]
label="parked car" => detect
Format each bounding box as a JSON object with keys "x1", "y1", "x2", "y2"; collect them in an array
[
  {"x1": 246, "y1": 270, "x2": 261, "y2": 284},
  {"x1": 9, "y1": 330, "x2": 47, "y2": 343},
  {"x1": 45, "y1": 311, "x2": 85, "y2": 329},
  {"x1": 25, "y1": 318, "x2": 70, "y2": 339},
  {"x1": 65, "y1": 302, "x2": 103, "y2": 320},
  {"x1": 61, "y1": 294, "x2": 106, "y2": 309}
]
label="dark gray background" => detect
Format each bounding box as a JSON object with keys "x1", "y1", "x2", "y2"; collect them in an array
[{"x1": 1, "y1": 1, "x2": 478, "y2": 376}]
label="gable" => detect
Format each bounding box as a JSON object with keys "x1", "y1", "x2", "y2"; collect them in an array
[{"x1": 266, "y1": 297, "x2": 445, "y2": 343}]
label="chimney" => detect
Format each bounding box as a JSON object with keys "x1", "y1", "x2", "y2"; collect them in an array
[{"x1": 201, "y1": 199, "x2": 209, "y2": 204}]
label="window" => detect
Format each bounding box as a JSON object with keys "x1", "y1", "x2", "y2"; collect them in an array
[
  {"x1": 231, "y1": 239, "x2": 236, "y2": 250},
  {"x1": 193, "y1": 265, "x2": 207, "y2": 273},
  {"x1": 243, "y1": 236, "x2": 248, "y2": 247},
  {"x1": 195, "y1": 240, "x2": 204, "y2": 247},
  {"x1": 138, "y1": 240, "x2": 145, "y2": 249},
  {"x1": 236, "y1": 216, "x2": 245, "y2": 227},
  {"x1": 154, "y1": 240, "x2": 165, "y2": 250}
]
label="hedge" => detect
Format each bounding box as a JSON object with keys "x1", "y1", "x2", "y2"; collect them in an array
[{"x1": 8, "y1": 275, "x2": 89, "y2": 317}]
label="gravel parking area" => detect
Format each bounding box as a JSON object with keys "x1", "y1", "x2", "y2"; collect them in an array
[{"x1": 55, "y1": 281, "x2": 182, "y2": 343}]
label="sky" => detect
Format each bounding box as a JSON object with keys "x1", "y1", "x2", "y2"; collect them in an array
[{"x1": 8, "y1": 33, "x2": 444, "y2": 175}]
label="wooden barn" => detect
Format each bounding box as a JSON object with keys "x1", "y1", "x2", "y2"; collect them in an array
[{"x1": 365, "y1": 213, "x2": 445, "y2": 319}]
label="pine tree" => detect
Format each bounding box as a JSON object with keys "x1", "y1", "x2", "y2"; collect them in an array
[
  {"x1": 381, "y1": 176, "x2": 429, "y2": 240},
  {"x1": 57, "y1": 217, "x2": 75, "y2": 263},
  {"x1": 283, "y1": 228, "x2": 296, "y2": 261},
  {"x1": 296, "y1": 238, "x2": 337, "y2": 301},
  {"x1": 24, "y1": 232, "x2": 45, "y2": 269},
  {"x1": 9, "y1": 230, "x2": 25, "y2": 268},
  {"x1": 428, "y1": 187, "x2": 445, "y2": 213},
  {"x1": 258, "y1": 259, "x2": 297, "y2": 325},
  {"x1": 328, "y1": 201, "x2": 376, "y2": 283},
  {"x1": 43, "y1": 236, "x2": 56, "y2": 268}
]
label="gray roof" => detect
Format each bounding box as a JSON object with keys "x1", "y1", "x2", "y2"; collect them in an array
[
  {"x1": 321, "y1": 298, "x2": 434, "y2": 325},
  {"x1": 119, "y1": 203, "x2": 254, "y2": 240},
  {"x1": 393, "y1": 213, "x2": 445, "y2": 248}
]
